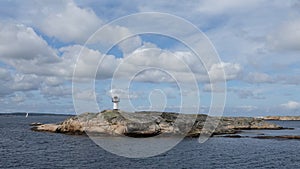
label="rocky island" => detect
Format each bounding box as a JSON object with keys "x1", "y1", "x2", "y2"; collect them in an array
[
  {"x1": 31, "y1": 110, "x2": 284, "y2": 137},
  {"x1": 263, "y1": 116, "x2": 300, "y2": 121}
]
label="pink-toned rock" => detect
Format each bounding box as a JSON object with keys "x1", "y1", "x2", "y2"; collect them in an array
[
  {"x1": 31, "y1": 124, "x2": 59, "y2": 132},
  {"x1": 263, "y1": 116, "x2": 300, "y2": 121},
  {"x1": 31, "y1": 110, "x2": 284, "y2": 137},
  {"x1": 113, "y1": 125, "x2": 127, "y2": 135},
  {"x1": 58, "y1": 117, "x2": 83, "y2": 134}
]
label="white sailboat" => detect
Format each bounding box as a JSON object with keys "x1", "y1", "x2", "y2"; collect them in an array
[{"x1": 25, "y1": 112, "x2": 29, "y2": 118}]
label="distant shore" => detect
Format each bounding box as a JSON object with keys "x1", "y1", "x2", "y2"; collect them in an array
[
  {"x1": 0, "y1": 112, "x2": 73, "y2": 116},
  {"x1": 262, "y1": 116, "x2": 300, "y2": 121}
]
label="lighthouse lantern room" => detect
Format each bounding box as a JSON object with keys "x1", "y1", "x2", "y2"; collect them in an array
[{"x1": 112, "y1": 96, "x2": 120, "y2": 110}]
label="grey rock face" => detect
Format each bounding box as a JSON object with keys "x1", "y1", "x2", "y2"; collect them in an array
[{"x1": 31, "y1": 110, "x2": 283, "y2": 137}]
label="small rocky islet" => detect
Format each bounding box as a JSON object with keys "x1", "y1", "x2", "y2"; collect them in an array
[
  {"x1": 31, "y1": 110, "x2": 293, "y2": 138},
  {"x1": 263, "y1": 116, "x2": 300, "y2": 121}
]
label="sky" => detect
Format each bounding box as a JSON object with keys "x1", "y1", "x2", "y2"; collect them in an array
[{"x1": 0, "y1": 0, "x2": 300, "y2": 116}]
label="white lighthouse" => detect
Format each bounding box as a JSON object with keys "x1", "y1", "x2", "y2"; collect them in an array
[{"x1": 112, "y1": 96, "x2": 120, "y2": 110}]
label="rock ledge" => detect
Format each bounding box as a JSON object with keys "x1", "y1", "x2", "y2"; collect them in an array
[{"x1": 31, "y1": 110, "x2": 283, "y2": 137}]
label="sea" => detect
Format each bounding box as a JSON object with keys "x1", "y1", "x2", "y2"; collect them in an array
[{"x1": 0, "y1": 115, "x2": 299, "y2": 169}]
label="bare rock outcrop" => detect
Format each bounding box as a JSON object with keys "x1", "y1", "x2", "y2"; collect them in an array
[
  {"x1": 263, "y1": 116, "x2": 300, "y2": 121},
  {"x1": 31, "y1": 110, "x2": 283, "y2": 137},
  {"x1": 31, "y1": 124, "x2": 60, "y2": 132}
]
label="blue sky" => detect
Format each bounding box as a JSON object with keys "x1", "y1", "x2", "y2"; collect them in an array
[{"x1": 0, "y1": 0, "x2": 300, "y2": 116}]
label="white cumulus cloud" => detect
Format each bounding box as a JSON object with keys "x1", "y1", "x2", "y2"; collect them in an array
[
  {"x1": 0, "y1": 23, "x2": 59, "y2": 65},
  {"x1": 36, "y1": 1, "x2": 102, "y2": 43},
  {"x1": 208, "y1": 62, "x2": 242, "y2": 82},
  {"x1": 281, "y1": 101, "x2": 300, "y2": 110}
]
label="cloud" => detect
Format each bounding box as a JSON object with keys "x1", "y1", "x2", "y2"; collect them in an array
[
  {"x1": 112, "y1": 46, "x2": 241, "y2": 83},
  {"x1": 0, "y1": 0, "x2": 300, "y2": 114},
  {"x1": 89, "y1": 24, "x2": 141, "y2": 49},
  {"x1": 229, "y1": 88, "x2": 265, "y2": 100},
  {"x1": 44, "y1": 76, "x2": 65, "y2": 86},
  {"x1": 108, "y1": 46, "x2": 200, "y2": 83},
  {"x1": 0, "y1": 23, "x2": 59, "y2": 65},
  {"x1": 4, "y1": 0, "x2": 141, "y2": 48},
  {"x1": 40, "y1": 85, "x2": 72, "y2": 99},
  {"x1": 281, "y1": 101, "x2": 300, "y2": 110},
  {"x1": 275, "y1": 75, "x2": 300, "y2": 85},
  {"x1": 63, "y1": 45, "x2": 121, "y2": 79},
  {"x1": 0, "y1": 67, "x2": 13, "y2": 96},
  {"x1": 245, "y1": 72, "x2": 274, "y2": 83},
  {"x1": 12, "y1": 74, "x2": 42, "y2": 91},
  {"x1": 0, "y1": 68, "x2": 43, "y2": 96},
  {"x1": 208, "y1": 62, "x2": 242, "y2": 82},
  {"x1": 133, "y1": 69, "x2": 175, "y2": 83},
  {"x1": 118, "y1": 36, "x2": 142, "y2": 55},
  {"x1": 266, "y1": 20, "x2": 300, "y2": 51},
  {"x1": 0, "y1": 67, "x2": 12, "y2": 81},
  {"x1": 0, "y1": 42, "x2": 118, "y2": 80},
  {"x1": 107, "y1": 88, "x2": 139, "y2": 99},
  {"x1": 203, "y1": 83, "x2": 226, "y2": 93},
  {"x1": 34, "y1": 1, "x2": 102, "y2": 43},
  {"x1": 10, "y1": 93, "x2": 26, "y2": 103},
  {"x1": 197, "y1": 0, "x2": 261, "y2": 15},
  {"x1": 236, "y1": 105, "x2": 258, "y2": 111}
]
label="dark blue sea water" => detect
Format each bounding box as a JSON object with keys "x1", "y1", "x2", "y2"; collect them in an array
[{"x1": 0, "y1": 115, "x2": 299, "y2": 169}]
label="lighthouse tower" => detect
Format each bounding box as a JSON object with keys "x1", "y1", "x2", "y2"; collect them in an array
[{"x1": 112, "y1": 96, "x2": 120, "y2": 110}]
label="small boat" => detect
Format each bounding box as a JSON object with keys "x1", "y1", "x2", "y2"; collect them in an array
[{"x1": 25, "y1": 112, "x2": 29, "y2": 118}]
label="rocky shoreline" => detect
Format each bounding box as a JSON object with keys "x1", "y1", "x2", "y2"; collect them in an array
[
  {"x1": 31, "y1": 110, "x2": 286, "y2": 138},
  {"x1": 263, "y1": 116, "x2": 300, "y2": 121}
]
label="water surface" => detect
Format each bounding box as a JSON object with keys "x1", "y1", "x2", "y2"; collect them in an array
[{"x1": 0, "y1": 115, "x2": 299, "y2": 168}]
